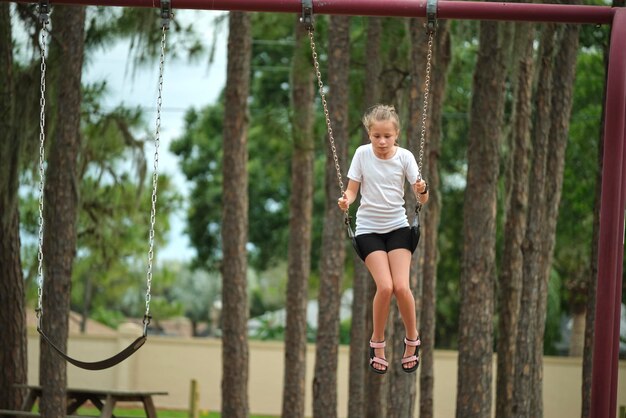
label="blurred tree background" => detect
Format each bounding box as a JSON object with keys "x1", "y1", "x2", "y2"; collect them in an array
[{"x1": 5, "y1": 1, "x2": 622, "y2": 353}]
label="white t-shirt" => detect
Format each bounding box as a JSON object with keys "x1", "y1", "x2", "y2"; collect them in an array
[{"x1": 347, "y1": 144, "x2": 420, "y2": 235}]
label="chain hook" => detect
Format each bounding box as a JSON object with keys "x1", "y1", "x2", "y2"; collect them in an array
[
  {"x1": 38, "y1": 0, "x2": 50, "y2": 25},
  {"x1": 301, "y1": 0, "x2": 314, "y2": 31},
  {"x1": 142, "y1": 315, "x2": 152, "y2": 336},
  {"x1": 426, "y1": 0, "x2": 438, "y2": 34},
  {"x1": 160, "y1": 0, "x2": 172, "y2": 30}
]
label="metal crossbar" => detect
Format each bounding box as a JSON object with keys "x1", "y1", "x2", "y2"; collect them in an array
[{"x1": 3, "y1": 0, "x2": 617, "y2": 24}]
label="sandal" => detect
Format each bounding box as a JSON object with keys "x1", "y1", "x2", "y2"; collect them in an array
[
  {"x1": 401, "y1": 336, "x2": 421, "y2": 373},
  {"x1": 369, "y1": 340, "x2": 388, "y2": 374}
]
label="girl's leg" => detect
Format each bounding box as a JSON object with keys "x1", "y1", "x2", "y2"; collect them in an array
[
  {"x1": 388, "y1": 248, "x2": 419, "y2": 369},
  {"x1": 364, "y1": 251, "x2": 394, "y2": 371}
]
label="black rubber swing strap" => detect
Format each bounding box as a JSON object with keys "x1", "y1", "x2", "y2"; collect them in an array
[{"x1": 37, "y1": 328, "x2": 146, "y2": 371}]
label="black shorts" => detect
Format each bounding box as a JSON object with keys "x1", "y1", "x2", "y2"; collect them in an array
[{"x1": 354, "y1": 227, "x2": 412, "y2": 261}]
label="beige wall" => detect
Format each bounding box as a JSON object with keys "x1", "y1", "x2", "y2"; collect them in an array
[{"x1": 26, "y1": 326, "x2": 626, "y2": 418}]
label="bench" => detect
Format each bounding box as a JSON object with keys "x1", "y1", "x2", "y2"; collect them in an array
[
  {"x1": 10, "y1": 385, "x2": 167, "y2": 418},
  {"x1": 0, "y1": 411, "x2": 97, "y2": 418},
  {"x1": 0, "y1": 411, "x2": 39, "y2": 417}
]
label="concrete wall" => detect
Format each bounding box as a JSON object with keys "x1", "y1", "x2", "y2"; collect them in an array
[{"x1": 26, "y1": 326, "x2": 626, "y2": 417}]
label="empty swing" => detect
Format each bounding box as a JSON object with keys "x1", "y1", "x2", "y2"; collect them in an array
[
  {"x1": 301, "y1": 0, "x2": 437, "y2": 257},
  {"x1": 33, "y1": 0, "x2": 172, "y2": 371}
]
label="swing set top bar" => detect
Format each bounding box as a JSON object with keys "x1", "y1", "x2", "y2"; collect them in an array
[{"x1": 9, "y1": 0, "x2": 616, "y2": 25}]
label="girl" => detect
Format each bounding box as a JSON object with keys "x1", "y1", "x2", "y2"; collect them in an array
[{"x1": 337, "y1": 105, "x2": 429, "y2": 374}]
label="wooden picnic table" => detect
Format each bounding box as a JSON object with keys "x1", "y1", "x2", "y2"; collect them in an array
[{"x1": 0, "y1": 385, "x2": 168, "y2": 418}]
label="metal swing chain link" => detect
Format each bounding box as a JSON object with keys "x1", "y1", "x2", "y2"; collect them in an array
[
  {"x1": 307, "y1": 28, "x2": 353, "y2": 231},
  {"x1": 144, "y1": 25, "x2": 167, "y2": 320},
  {"x1": 413, "y1": 30, "x2": 434, "y2": 218},
  {"x1": 308, "y1": 28, "x2": 344, "y2": 195},
  {"x1": 418, "y1": 31, "x2": 433, "y2": 182},
  {"x1": 36, "y1": 21, "x2": 49, "y2": 324}
]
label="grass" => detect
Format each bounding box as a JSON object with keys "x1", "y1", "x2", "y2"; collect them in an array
[{"x1": 77, "y1": 407, "x2": 277, "y2": 418}]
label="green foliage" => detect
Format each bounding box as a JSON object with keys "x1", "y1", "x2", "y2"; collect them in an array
[
  {"x1": 339, "y1": 318, "x2": 352, "y2": 345},
  {"x1": 248, "y1": 263, "x2": 288, "y2": 317},
  {"x1": 91, "y1": 305, "x2": 126, "y2": 329},
  {"x1": 251, "y1": 316, "x2": 317, "y2": 344},
  {"x1": 165, "y1": 10, "x2": 620, "y2": 355},
  {"x1": 169, "y1": 266, "x2": 221, "y2": 329},
  {"x1": 435, "y1": 187, "x2": 464, "y2": 349},
  {"x1": 170, "y1": 105, "x2": 224, "y2": 271},
  {"x1": 20, "y1": 76, "x2": 183, "y2": 324},
  {"x1": 251, "y1": 317, "x2": 285, "y2": 341}
]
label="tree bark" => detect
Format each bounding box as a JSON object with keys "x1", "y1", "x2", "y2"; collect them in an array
[
  {"x1": 417, "y1": 20, "x2": 451, "y2": 418},
  {"x1": 581, "y1": 122, "x2": 601, "y2": 417},
  {"x1": 39, "y1": 6, "x2": 86, "y2": 418},
  {"x1": 387, "y1": 19, "x2": 425, "y2": 418},
  {"x1": 281, "y1": 15, "x2": 315, "y2": 418},
  {"x1": 0, "y1": 3, "x2": 28, "y2": 412},
  {"x1": 569, "y1": 310, "x2": 586, "y2": 357},
  {"x1": 513, "y1": 23, "x2": 557, "y2": 418},
  {"x1": 312, "y1": 15, "x2": 350, "y2": 418},
  {"x1": 221, "y1": 11, "x2": 251, "y2": 418},
  {"x1": 363, "y1": 264, "x2": 387, "y2": 418},
  {"x1": 495, "y1": 21, "x2": 534, "y2": 418},
  {"x1": 348, "y1": 16, "x2": 381, "y2": 418},
  {"x1": 455, "y1": 20, "x2": 507, "y2": 418},
  {"x1": 363, "y1": 18, "x2": 390, "y2": 418},
  {"x1": 533, "y1": 21, "x2": 580, "y2": 416}
]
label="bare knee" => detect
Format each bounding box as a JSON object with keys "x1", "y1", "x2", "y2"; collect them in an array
[
  {"x1": 394, "y1": 284, "x2": 413, "y2": 300},
  {"x1": 376, "y1": 284, "x2": 394, "y2": 300}
]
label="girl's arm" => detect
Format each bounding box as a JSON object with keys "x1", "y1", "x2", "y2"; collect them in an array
[{"x1": 338, "y1": 179, "x2": 360, "y2": 211}]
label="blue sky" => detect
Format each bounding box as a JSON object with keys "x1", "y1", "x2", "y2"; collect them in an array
[{"x1": 83, "y1": 10, "x2": 228, "y2": 262}]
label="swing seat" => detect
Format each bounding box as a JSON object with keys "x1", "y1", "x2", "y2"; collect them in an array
[
  {"x1": 410, "y1": 205, "x2": 421, "y2": 253},
  {"x1": 351, "y1": 235, "x2": 364, "y2": 260},
  {"x1": 37, "y1": 314, "x2": 151, "y2": 371},
  {"x1": 345, "y1": 215, "x2": 364, "y2": 260},
  {"x1": 38, "y1": 328, "x2": 146, "y2": 371}
]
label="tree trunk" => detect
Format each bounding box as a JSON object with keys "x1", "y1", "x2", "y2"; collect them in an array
[
  {"x1": 417, "y1": 20, "x2": 451, "y2": 418},
  {"x1": 495, "y1": 21, "x2": 534, "y2": 418},
  {"x1": 80, "y1": 274, "x2": 93, "y2": 333},
  {"x1": 581, "y1": 130, "x2": 601, "y2": 418},
  {"x1": 533, "y1": 21, "x2": 580, "y2": 416},
  {"x1": 387, "y1": 19, "x2": 425, "y2": 418},
  {"x1": 513, "y1": 23, "x2": 557, "y2": 418},
  {"x1": 39, "y1": 6, "x2": 86, "y2": 418},
  {"x1": 570, "y1": 310, "x2": 586, "y2": 357},
  {"x1": 348, "y1": 16, "x2": 381, "y2": 418},
  {"x1": 363, "y1": 264, "x2": 387, "y2": 418},
  {"x1": 221, "y1": 11, "x2": 251, "y2": 418},
  {"x1": 364, "y1": 18, "x2": 395, "y2": 418},
  {"x1": 456, "y1": 20, "x2": 507, "y2": 418},
  {"x1": 0, "y1": 3, "x2": 28, "y2": 412},
  {"x1": 281, "y1": 16, "x2": 315, "y2": 418},
  {"x1": 312, "y1": 15, "x2": 350, "y2": 418}
]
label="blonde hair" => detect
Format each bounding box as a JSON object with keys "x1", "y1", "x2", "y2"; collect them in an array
[{"x1": 362, "y1": 104, "x2": 401, "y2": 132}]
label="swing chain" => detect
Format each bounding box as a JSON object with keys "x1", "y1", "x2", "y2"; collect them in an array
[
  {"x1": 35, "y1": 16, "x2": 49, "y2": 325},
  {"x1": 145, "y1": 23, "x2": 168, "y2": 318},
  {"x1": 307, "y1": 29, "x2": 344, "y2": 195},
  {"x1": 418, "y1": 31, "x2": 434, "y2": 182}
]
